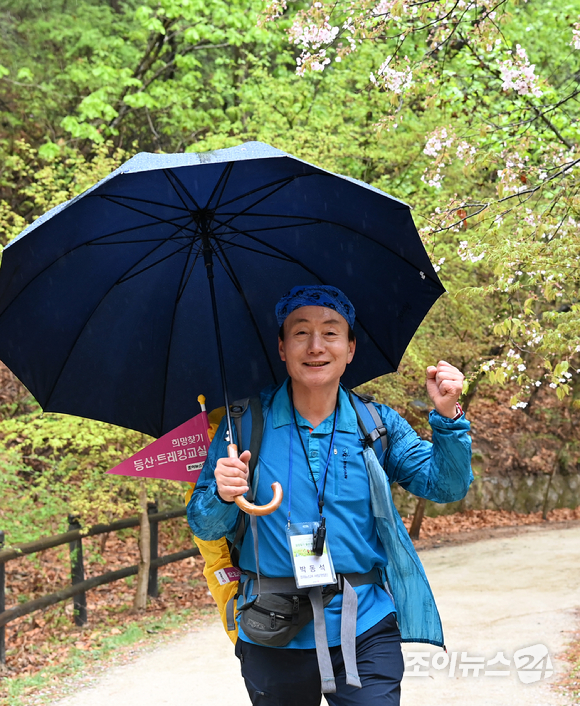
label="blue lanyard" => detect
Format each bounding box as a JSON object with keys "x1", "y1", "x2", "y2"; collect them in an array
[{"x1": 287, "y1": 405, "x2": 338, "y2": 526}]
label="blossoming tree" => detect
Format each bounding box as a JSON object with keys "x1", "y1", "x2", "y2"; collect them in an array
[{"x1": 266, "y1": 0, "x2": 580, "y2": 408}]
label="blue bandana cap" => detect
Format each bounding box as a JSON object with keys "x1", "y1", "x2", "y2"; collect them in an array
[{"x1": 275, "y1": 285, "x2": 356, "y2": 329}]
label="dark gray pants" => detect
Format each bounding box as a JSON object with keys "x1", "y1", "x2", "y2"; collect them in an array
[{"x1": 234, "y1": 613, "x2": 404, "y2": 706}]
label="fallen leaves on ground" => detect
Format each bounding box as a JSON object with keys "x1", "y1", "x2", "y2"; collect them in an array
[
  {"x1": 402, "y1": 506, "x2": 580, "y2": 537},
  {"x1": 554, "y1": 609, "x2": 580, "y2": 705}
]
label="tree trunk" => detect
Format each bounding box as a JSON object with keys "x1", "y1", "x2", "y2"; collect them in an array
[
  {"x1": 542, "y1": 463, "x2": 557, "y2": 521},
  {"x1": 461, "y1": 371, "x2": 482, "y2": 415},
  {"x1": 132, "y1": 480, "x2": 150, "y2": 611},
  {"x1": 409, "y1": 498, "x2": 426, "y2": 540}
]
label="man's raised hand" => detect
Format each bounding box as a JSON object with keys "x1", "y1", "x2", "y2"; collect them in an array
[{"x1": 426, "y1": 360, "x2": 464, "y2": 419}]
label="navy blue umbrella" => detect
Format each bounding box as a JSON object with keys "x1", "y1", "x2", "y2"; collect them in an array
[{"x1": 0, "y1": 142, "x2": 444, "y2": 440}]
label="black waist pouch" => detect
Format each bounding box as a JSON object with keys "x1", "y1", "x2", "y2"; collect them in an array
[{"x1": 238, "y1": 589, "x2": 337, "y2": 647}]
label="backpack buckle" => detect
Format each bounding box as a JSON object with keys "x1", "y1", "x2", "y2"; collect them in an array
[{"x1": 364, "y1": 425, "x2": 387, "y2": 448}]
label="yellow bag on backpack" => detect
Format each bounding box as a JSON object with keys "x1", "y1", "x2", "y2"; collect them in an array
[{"x1": 185, "y1": 406, "x2": 239, "y2": 644}]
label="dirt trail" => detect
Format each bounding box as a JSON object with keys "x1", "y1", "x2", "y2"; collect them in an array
[{"x1": 50, "y1": 525, "x2": 580, "y2": 706}]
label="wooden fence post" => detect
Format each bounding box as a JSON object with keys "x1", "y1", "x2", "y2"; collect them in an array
[
  {"x1": 0, "y1": 530, "x2": 5, "y2": 665},
  {"x1": 68, "y1": 515, "x2": 87, "y2": 626},
  {"x1": 147, "y1": 502, "x2": 159, "y2": 598}
]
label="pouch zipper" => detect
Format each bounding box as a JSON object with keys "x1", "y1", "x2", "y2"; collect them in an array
[{"x1": 248, "y1": 595, "x2": 301, "y2": 625}]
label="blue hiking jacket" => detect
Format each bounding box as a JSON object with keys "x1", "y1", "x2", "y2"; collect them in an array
[{"x1": 188, "y1": 381, "x2": 472, "y2": 647}]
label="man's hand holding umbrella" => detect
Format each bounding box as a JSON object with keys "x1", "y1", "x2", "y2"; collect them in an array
[
  {"x1": 215, "y1": 450, "x2": 251, "y2": 503},
  {"x1": 216, "y1": 449, "x2": 283, "y2": 515}
]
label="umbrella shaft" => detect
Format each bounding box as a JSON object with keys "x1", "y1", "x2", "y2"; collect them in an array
[{"x1": 202, "y1": 231, "x2": 234, "y2": 446}]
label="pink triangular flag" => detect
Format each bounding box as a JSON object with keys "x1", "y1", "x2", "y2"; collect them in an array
[{"x1": 107, "y1": 410, "x2": 211, "y2": 483}]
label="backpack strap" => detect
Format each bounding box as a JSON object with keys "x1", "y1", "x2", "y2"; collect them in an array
[
  {"x1": 230, "y1": 396, "x2": 263, "y2": 487},
  {"x1": 248, "y1": 397, "x2": 263, "y2": 480},
  {"x1": 347, "y1": 390, "x2": 388, "y2": 458}
]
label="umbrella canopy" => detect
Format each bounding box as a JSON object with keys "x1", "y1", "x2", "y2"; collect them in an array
[{"x1": 0, "y1": 142, "x2": 444, "y2": 438}]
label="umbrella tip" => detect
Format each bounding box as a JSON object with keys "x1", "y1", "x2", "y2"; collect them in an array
[{"x1": 197, "y1": 394, "x2": 206, "y2": 412}]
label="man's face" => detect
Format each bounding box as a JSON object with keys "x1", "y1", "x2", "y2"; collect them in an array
[{"x1": 278, "y1": 306, "x2": 356, "y2": 391}]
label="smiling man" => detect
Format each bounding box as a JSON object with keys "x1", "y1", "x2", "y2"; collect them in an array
[{"x1": 188, "y1": 285, "x2": 472, "y2": 706}]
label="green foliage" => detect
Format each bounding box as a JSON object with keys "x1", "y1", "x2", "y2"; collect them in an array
[
  {"x1": 0, "y1": 0, "x2": 578, "y2": 536},
  {"x1": 0, "y1": 0, "x2": 293, "y2": 151},
  {"x1": 0, "y1": 140, "x2": 127, "y2": 246},
  {"x1": 0, "y1": 408, "x2": 186, "y2": 543},
  {"x1": 0, "y1": 446, "x2": 66, "y2": 543}
]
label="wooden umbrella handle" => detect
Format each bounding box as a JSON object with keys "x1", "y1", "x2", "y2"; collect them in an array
[{"x1": 228, "y1": 444, "x2": 283, "y2": 516}]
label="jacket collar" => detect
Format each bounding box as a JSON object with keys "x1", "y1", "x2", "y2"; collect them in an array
[{"x1": 270, "y1": 379, "x2": 358, "y2": 433}]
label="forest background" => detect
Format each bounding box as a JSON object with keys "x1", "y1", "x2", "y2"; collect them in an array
[
  {"x1": 0, "y1": 0, "x2": 579, "y2": 554},
  {"x1": 0, "y1": 0, "x2": 579, "y2": 696}
]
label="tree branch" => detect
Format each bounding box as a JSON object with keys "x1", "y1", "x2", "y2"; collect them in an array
[
  {"x1": 427, "y1": 157, "x2": 580, "y2": 236},
  {"x1": 483, "y1": 89, "x2": 580, "y2": 132},
  {"x1": 463, "y1": 39, "x2": 576, "y2": 149},
  {"x1": 108, "y1": 17, "x2": 177, "y2": 131},
  {"x1": 527, "y1": 102, "x2": 574, "y2": 150}
]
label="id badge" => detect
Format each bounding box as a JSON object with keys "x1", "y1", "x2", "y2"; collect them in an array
[{"x1": 286, "y1": 521, "x2": 337, "y2": 588}]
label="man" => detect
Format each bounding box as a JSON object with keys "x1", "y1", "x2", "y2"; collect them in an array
[{"x1": 188, "y1": 285, "x2": 472, "y2": 706}]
